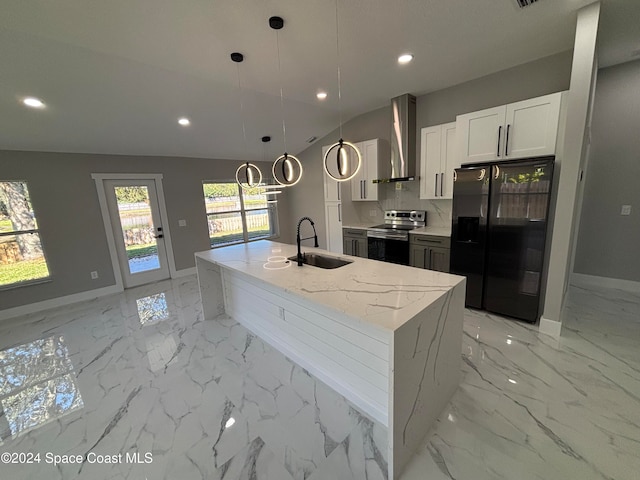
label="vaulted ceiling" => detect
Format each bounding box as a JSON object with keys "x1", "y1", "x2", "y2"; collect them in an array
[{"x1": 1, "y1": 0, "x2": 637, "y2": 161}]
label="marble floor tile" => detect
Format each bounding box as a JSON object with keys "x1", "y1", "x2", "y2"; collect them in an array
[{"x1": 0, "y1": 276, "x2": 638, "y2": 479}]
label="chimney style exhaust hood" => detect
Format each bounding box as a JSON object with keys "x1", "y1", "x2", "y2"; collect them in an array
[{"x1": 374, "y1": 93, "x2": 416, "y2": 183}]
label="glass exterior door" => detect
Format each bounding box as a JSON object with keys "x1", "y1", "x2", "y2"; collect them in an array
[{"x1": 104, "y1": 180, "x2": 170, "y2": 288}]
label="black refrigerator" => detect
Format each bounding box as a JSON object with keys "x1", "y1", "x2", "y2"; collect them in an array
[{"x1": 450, "y1": 157, "x2": 554, "y2": 323}]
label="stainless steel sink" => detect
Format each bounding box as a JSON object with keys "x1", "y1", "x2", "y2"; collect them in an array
[{"x1": 287, "y1": 253, "x2": 353, "y2": 269}]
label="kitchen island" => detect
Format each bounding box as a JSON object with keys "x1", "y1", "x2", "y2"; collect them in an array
[{"x1": 195, "y1": 241, "x2": 465, "y2": 479}]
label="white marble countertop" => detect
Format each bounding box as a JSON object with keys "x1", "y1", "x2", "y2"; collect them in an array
[
  {"x1": 196, "y1": 241, "x2": 464, "y2": 333},
  {"x1": 409, "y1": 226, "x2": 451, "y2": 237}
]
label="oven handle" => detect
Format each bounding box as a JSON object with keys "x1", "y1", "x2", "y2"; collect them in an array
[{"x1": 367, "y1": 231, "x2": 409, "y2": 241}]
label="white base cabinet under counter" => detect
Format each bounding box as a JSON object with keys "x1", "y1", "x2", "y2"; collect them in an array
[{"x1": 196, "y1": 241, "x2": 465, "y2": 479}]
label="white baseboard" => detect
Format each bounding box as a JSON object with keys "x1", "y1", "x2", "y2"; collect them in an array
[
  {"x1": 0, "y1": 284, "x2": 123, "y2": 322},
  {"x1": 173, "y1": 267, "x2": 196, "y2": 278},
  {"x1": 539, "y1": 316, "x2": 562, "y2": 337},
  {"x1": 570, "y1": 273, "x2": 640, "y2": 293}
]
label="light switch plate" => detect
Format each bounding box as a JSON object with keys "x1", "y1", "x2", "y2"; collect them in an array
[
  {"x1": 178, "y1": 219, "x2": 187, "y2": 227},
  {"x1": 621, "y1": 205, "x2": 631, "y2": 216}
]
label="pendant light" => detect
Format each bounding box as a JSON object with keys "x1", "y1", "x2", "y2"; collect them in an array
[
  {"x1": 323, "y1": 0, "x2": 361, "y2": 182},
  {"x1": 232, "y1": 52, "x2": 263, "y2": 189},
  {"x1": 269, "y1": 16, "x2": 303, "y2": 187},
  {"x1": 261, "y1": 135, "x2": 281, "y2": 203}
]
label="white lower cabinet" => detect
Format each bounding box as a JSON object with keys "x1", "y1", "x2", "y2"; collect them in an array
[{"x1": 324, "y1": 202, "x2": 343, "y2": 254}]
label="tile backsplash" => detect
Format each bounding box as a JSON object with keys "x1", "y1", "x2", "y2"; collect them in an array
[{"x1": 348, "y1": 181, "x2": 453, "y2": 228}]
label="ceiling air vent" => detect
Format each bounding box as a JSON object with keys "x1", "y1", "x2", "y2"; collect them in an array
[{"x1": 514, "y1": 0, "x2": 538, "y2": 8}]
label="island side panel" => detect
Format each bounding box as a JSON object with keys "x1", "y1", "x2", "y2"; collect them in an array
[
  {"x1": 195, "y1": 256, "x2": 227, "y2": 320},
  {"x1": 388, "y1": 281, "x2": 465, "y2": 479},
  {"x1": 222, "y1": 269, "x2": 391, "y2": 426}
]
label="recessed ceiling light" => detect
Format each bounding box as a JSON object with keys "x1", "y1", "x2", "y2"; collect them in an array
[
  {"x1": 178, "y1": 117, "x2": 190, "y2": 126},
  {"x1": 23, "y1": 97, "x2": 45, "y2": 108},
  {"x1": 398, "y1": 54, "x2": 414, "y2": 64},
  {"x1": 316, "y1": 91, "x2": 328, "y2": 100}
]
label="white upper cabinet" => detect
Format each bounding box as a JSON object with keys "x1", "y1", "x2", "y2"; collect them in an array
[
  {"x1": 322, "y1": 145, "x2": 342, "y2": 202},
  {"x1": 351, "y1": 139, "x2": 379, "y2": 202},
  {"x1": 420, "y1": 122, "x2": 458, "y2": 200},
  {"x1": 456, "y1": 106, "x2": 506, "y2": 165},
  {"x1": 504, "y1": 93, "x2": 562, "y2": 159},
  {"x1": 456, "y1": 92, "x2": 562, "y2": 165}
]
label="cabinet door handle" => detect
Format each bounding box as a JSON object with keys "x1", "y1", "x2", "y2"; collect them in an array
[
  {"x1": 505, "y1": 124, "x2": 511, "y2": 156},
  {"x1": 355, "y1": 239, "x2": 359, "y2": 256},
  {"x1": 363, "y1": 181, "x2": 366, "y2": 199},
  {"x1": 435, "y1": 174, "x2": 439, "y2": 196},
  {"x1": 338, "y1": 204, "x2": 341, "y2": 222},
  {"x1": 497, "y1": 126, "x2": 502, "y2": 157},
  {"x1": 440, "y1": 172, "x2": 444, "y2": 197},
  {"x1": 430, "y1": 249, "x2": 434, "y2": 270},
  {"x1": 423, "y1": 248, "x2": 427, "y2": 269},
  {"x1": 337, "y1": 183, "x2": 340, "y2": 200}
]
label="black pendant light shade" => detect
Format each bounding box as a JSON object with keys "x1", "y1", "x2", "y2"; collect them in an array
[
  {"x1": 323, "y1": 138, "x2": 361, "y2": 181},
  {"x1": 272, "y1": 153, "x2": 303, "y2": 186},
  {"x1": 236, "y1": 162, "x2": 263, "y2": 189}
]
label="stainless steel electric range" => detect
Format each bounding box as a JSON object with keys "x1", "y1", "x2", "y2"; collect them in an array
[{"x1": 367, "y1": 210, "x2": 426, "y2": 265}]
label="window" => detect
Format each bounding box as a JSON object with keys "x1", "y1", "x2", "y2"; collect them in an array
[
  {"x1": 0, "y1": 181, "x2": 51, "y2": 288},
  {"x1": 203, "y1": 182, "x2": 278, "y2": 248}
]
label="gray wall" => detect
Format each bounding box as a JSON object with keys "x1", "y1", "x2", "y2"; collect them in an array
[
  {"x1": 284, "y1": 51, "x2": 572, "y2": 244},
  {"x1": 573, "y1": 59, "x2": 640, "y2": 282},
  {"x1": 0, "y1": 150, "x2": 276, "y2": 310}
]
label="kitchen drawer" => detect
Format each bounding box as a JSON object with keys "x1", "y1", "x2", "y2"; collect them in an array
[
  {"x1": 343, "y1": 228, "x2": 367, "y2": 238},
  {"x1": 410, "y1": 235, "x2": 451, "y2": 248}
]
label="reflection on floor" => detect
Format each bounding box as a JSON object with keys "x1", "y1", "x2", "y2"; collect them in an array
[{"x1": 0, "y1": 276, "x2": 638, "y2": 479}]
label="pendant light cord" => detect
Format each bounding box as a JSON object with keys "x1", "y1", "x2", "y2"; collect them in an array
[
  {"x1": 334, "y1": 0, "x2": 343, "y2": 139},
  {"x1": 235, "y1": 63, "x2": 248, "y2": 155},
  {"x1": 276, "y1": 30, "x2": 288, "y2": 153}
]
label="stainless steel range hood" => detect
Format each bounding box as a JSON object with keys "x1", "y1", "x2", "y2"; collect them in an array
[{"x1": 373, "y1": 93, "x2": 416, "y2": 183}]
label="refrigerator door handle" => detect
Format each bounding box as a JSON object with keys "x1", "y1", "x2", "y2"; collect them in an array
[{"x1": 497, "y1": 126, "x2": 502, "y2": 157}]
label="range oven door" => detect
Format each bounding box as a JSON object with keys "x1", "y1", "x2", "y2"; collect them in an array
[{"x1": 367, "y1": 233, "x2": 410, "y2": 265}]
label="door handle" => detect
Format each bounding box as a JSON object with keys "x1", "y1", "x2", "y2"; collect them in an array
[
  {"x1": 505, "y1": 124, "x2": 511, "y2": 156},
  {"x1": 363, "y1": 181, "x2": 366, "y2": 199},
  {"x1": 435, "y1": 173, "x2": 439, "y2": 196},
  {"x1": 497, "y1": 125, "x2": 502, "y2": 157},
  {"x1": 423, "y1": 248, "x2": 427, "y2": 269},
  {"x1": 154, "y1": 234, "x2": 164, "y2": 239},
  {"x1": 361, "y1": 180, "x2": 364, "y2": 199},
  {"x1": 337, "y1": 183, "x2": 340, "y2": 200},
  {"x1": 440, "y1": 172, "x2": 444, "y2": 197},
  {"x1": 338, "y1": 204, "x2": 341, "y2": 222}
]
